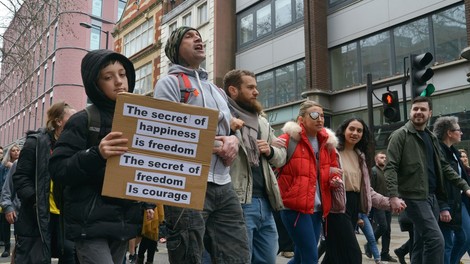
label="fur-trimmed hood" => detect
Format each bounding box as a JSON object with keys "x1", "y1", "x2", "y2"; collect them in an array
[{"x1": 281, "y1": 121, "x2": 338, "y2": 150}]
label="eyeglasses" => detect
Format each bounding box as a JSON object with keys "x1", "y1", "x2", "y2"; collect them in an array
[
  {"x1": 451, "y1": 128, "x2": 461, "y2": 132},
  {"x1": 309, "y1": 112, "x2": 324, "y2": 120}
]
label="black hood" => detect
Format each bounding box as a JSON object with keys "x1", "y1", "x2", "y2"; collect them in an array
[{"x1": 81, "y1": 49, "x2": 135, "y2": 111}]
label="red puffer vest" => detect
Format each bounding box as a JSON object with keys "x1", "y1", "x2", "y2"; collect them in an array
[{"x1": 277, "y1": 122, "x2": 339, "y2": 217}]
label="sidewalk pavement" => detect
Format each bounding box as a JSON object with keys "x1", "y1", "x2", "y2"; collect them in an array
[{"x1": 0, "y1": 216, "x2": 469, "y2": 263}]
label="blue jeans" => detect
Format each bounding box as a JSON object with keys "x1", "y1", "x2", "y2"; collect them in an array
[
  {"x1": 445, "y1": 203, "x2": 470, "y2": 264},
  {"x1": 280, "y1": 210, "x2": 322, "y2": 264},
  {"x1": 242, "y1": 197, "x2": 278, "y2": 264},
  {"x1": 359, "y1": 213, "x2": 380, "y2": 262}
]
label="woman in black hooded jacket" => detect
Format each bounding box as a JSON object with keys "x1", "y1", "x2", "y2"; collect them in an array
[{"x1": 49, "y1": 49, "x2": 154, "y2": 264}]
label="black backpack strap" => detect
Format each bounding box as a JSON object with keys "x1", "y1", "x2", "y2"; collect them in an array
[{"x1": 85, "y1": 104, "x2": 101, "y2": 147}]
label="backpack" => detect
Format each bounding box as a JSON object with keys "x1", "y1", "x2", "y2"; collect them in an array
[
  {"x1": 52, "y1": 104, "x2": 101, "y2": 211},
  {"x1": 173, "y1": 73, "x2": 198, "y2": 103}
]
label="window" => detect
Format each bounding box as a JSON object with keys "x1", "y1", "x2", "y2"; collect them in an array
[
  {"x1": 432, "y1": 5, "x2": 466, "y2": 63},
  {"x1": 43, "y1": 65, "x2": 48, "y2": 92},
  {"x1": 90, "y1": 25, "x2": 102, "y2": 50},
  {"x1": 275, "y1": 0, "x2": 292, "y2": 29},
  {"x1": 329, "y1": 3, "x2": 467, "y2": 91},
  {"x1": 240, "y1": 14, "x2": 254, "y2": 45},
  {"x1": 53, "y1": 25, "x2": 58, "y2": 50},
  {"x1": 134, "y1": 63, "x2": 153, "y2": 95},
  {"x1": 330, "y1": 43, "x2": 359, "y2": 89},
  {"x1": 183, "y1": 13, "x2": 192, "y2": 26},
  {"x1": 295, "y1": 0, "x2": 303, "y2": 19},
  {"x1": 237, "y1": 0, "x2": 304, "y2": 49},
  {"x1": 256, "y1": 4, "x2": 271, "y2": 37},
  {"x1": 51, "y1": 60, "x2": 55, "y2": 86},
  {"x1": 256, "y1": 59, "x2": 306, "y2": 108},
  {"x1": 124, "y1": 18, "x2": 154, "y2": 57},
  {"x1": 360, "y1": 31, "x2": 391, "y2": 83},
  {"x1": 118, "y1": 0, "x2": 126, "y2": 19},
  {"x1": 197, "y1": 2, "x2": 208, "y2": 25},
  {"x1": 169, "y1": 22, "x2": 177, "y2": 34},
  {"x1": 92, "y1": 0, "x2": 102, "y2": 17}
]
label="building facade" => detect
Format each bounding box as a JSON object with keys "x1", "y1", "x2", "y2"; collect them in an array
[
  {"x1": 0, "y1": 0, "x2": 123, "y2": 147},
  {"x1": 236, "y1": 0, "x2": 470, "y2": 150}
]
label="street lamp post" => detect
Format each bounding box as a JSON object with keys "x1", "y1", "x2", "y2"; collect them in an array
[{"x1": 79, "y1": 22, "x2": 110, "y2": 49}]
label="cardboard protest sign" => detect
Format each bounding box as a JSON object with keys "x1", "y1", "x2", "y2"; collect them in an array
[{"x1": 102, "y1": 93, "x2": 218, "y2": 210}]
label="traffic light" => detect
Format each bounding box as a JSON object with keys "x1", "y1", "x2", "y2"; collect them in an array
[
  {"x1": 410, "y1": 52, "x2": 434, "y2": 98},
  {"x1": 382, "y1": 91, "x2": 400, "y2": 123}
]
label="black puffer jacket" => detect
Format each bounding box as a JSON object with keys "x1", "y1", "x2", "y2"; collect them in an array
[
  {"x1": 48, "y1": 49, "x2": 143, "y2": 241},
  {"x1": 438, "y1": 142, "x2": 470, "y2": 230}
]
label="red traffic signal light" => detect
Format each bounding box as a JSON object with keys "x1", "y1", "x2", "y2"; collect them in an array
[{"x1": 382, "y1": 91, "x2": 400, "y2": 123}]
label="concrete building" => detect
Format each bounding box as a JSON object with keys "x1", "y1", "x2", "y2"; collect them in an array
[{"x1": 0, "y1": 0, "x2": 124, "y2": 147}]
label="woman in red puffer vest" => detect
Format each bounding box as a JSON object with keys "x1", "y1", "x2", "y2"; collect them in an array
[{"x1": 277, "y1": 100, "x2": 341, "y2": 264}]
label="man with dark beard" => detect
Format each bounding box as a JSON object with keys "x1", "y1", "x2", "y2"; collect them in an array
[
  {"x1": 223, "y1": 69, "x2": 286, "y2": 264},
  {"x1": 385, "y1": 96, "x2": 470, "y2": 264}
]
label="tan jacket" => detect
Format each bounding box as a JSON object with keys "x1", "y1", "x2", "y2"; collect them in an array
[{"x1": 230, "y1": 116, "x2": 286, "y2": 211}]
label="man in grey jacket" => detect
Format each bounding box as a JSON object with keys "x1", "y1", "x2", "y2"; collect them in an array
[
  {"x1": 385, "y1": 96, "x2": 470, "y2": 264},
  {"x1": 154, "y1": 26, "x2": 249, "y2": 264},
  {"x1": 223, "y1": 69, "x2": 286, "y2": 263}
]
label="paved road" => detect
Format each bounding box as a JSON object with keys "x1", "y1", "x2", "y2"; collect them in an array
[{"x1": 0, "y1": 216, "x2": 468, "y2": 263}]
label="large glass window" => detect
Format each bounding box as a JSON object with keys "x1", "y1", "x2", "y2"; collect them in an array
[
  {"x1": 197, "y1": 2, "x2": 208, "y2": 25},
  {"x1": 256, "y1": 59, "x2": 305, "y2": 108},
  {"x1": 329, "y1": 3, "x2": 466, "y2": 91},
  {"x1": 276, "y1": 64, "x2": 295, "y2": 104},
  {"x1": 393, "y1": 18, "x2": 430, "y2": 75},
  {"x1": 124, "y1": 18, "x2": 154, "y2": 57},
  {"x1": 237, "y1": 0, "x2": 304, "y2": 49},
  {"x1": 257, "y1": 72, "x2": 275, "y2": 108},
  {"x1": 432, "y1": 5, "x2": 466, "y2": 63},
  {"x1": 330, "y1": 43, "x2": 359, "y2": 89},
  {"x1": 257, "y1": 4, "x2": 271, "y2": 37},
  {"x1": 275, "y1": 0, "x2": 292, "y2": 29},
  {"x1": 134, "y1": 63, "x2": 153, "y2": 95},
  {"x1": 361, "y1": 31, "x2": 391, "y2": 82},
  {"x1": 240, "y1": 14, "x2": 254, "y2": 45}
]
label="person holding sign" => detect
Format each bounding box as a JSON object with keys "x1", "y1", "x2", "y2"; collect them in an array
[
  {"x1": 153, "y1": 26, "x2": 250, "y2": 264},
  {"x1": 223, "y1": 69, "x2": 286, "y2": 263},
  {"x1": 49, "y1": 50, "x2": 155, "y2": 264}
]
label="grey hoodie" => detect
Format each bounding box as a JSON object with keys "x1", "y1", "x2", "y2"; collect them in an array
[{"x1": 154, "y1": 65, "x2": 232, "y2": 184}]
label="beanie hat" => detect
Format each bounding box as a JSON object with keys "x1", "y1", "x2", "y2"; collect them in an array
[{"x1": 165, "y1": 26, "x2": 201, "y2": 65}]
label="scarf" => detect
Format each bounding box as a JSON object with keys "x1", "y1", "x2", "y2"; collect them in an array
[{"x1": 228, "y1": 97, "x2": 260, "y2": 167}]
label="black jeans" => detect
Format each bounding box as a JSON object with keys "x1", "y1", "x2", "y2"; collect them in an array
[{"x1": 373, "y1": 209, "x2": 392, "y2": 255}]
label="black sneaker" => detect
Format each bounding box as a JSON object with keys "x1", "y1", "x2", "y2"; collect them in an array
[
  {"x1": 1, "y1": 251, "x2": 9, "y2": 258},
  {"x1": 364, "y1": 244, "x2": 372, "y2": 258},
  {"x1": 381, "y1": 253, "x2": 398, "y2": 262},
  {"x1": 394, "y1": 248, "x2": 406, "y2": 264}
]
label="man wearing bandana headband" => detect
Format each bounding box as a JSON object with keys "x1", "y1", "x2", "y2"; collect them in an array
[{"x1": 153, "y1": 26, "x2": 250, "y2": 264}]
